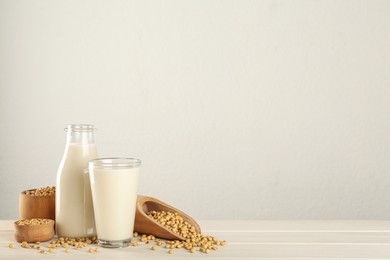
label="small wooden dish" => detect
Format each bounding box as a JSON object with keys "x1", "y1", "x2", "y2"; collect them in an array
[
  {"x1": 134, "y1": 195, "x2": 201, "y2": 240},
  {"x1": 14, "y1": 219, "x2": 55, "y2": 243},
  {"x1": 19, "y1": 189, "x2": 55, "y2": 220}
]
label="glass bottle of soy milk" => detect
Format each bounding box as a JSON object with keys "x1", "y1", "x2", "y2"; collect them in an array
[{"x1": 56, "y1": 124, "x2": 98, "y2": 237}]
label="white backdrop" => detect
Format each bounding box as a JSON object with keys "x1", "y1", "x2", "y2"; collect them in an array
[{"x1": 0, "y1": 0, "x2": 389, "y2": 219}]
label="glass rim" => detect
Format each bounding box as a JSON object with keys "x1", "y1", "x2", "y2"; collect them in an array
[
  {"x1": 65, "y1": 124, "x2": 96, "y2": 132},
  {"x1": 89, "y1": 158, "x2": 141, "y2": 168}
]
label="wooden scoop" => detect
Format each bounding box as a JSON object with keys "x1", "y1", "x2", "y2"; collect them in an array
[{"x1": 134, "y1": 195, "x2": 201, "y2": 240}]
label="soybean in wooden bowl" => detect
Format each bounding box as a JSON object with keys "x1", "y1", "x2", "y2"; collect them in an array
[
  {"x1": 14, "y1": 218, "x2": 55, "y2": 243},
  {"x1": 19, "y1": 186, "x2": 55, "y2": 220}
]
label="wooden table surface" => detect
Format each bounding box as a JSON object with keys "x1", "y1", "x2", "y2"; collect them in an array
[{"x1": 1, "y1": 220, "x2": 389, "y2": 259}]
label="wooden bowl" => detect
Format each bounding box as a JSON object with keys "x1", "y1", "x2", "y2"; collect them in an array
[
  {"x1": 19, "y1": 189, "x2": 55, "y2": 220},
  {"x1": 14, "y1": 219, "x2": 55, "y2": 242},
  {"x1": 134, "y1": 195, "x2": 201, "y2": 240}
]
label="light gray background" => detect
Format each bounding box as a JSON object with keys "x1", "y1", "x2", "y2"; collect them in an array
[{"x1": 1, "y1": 0, "x2": 389, "y2": 220}]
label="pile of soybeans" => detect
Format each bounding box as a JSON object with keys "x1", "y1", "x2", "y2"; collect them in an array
[
  {"x1": 24, "y1": 186, "x2": 55, "y2": 196},
  {"x1": 133, "y1": 210, "x2": 226, "y2": 254},
  {"x1": 8, "y1": 210, "x2": 226, "y2": 255}
]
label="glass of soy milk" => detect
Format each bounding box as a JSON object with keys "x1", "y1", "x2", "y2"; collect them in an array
[{"x1": 88, "y1": 158, "x2": 141, "y2": 248}]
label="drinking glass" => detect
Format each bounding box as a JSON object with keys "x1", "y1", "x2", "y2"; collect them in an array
[{"x1": 88, "y1": 158, "x2": 141, "y2": 248}]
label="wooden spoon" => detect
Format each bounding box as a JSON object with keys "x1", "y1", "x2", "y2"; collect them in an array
[{"x1": 134, "y1": 195, "x2": 201, "y2": 240}]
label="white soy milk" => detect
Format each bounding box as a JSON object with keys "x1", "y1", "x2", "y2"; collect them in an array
[
  {"x1": 89, "y1": 167, "x2": 139, "y2": 241},
  {"x1": 56, "y1": 143, "x2": 98, "y2": 237}
]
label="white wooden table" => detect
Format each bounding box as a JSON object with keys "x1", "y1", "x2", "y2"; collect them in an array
[{"x1": 1, "y1": 220, "x2": 389, "y2": 259}]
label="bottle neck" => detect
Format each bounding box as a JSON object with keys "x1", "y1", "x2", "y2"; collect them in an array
[{"x1": 66, "y1": 131, "x2": 96, "y2": 145}]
